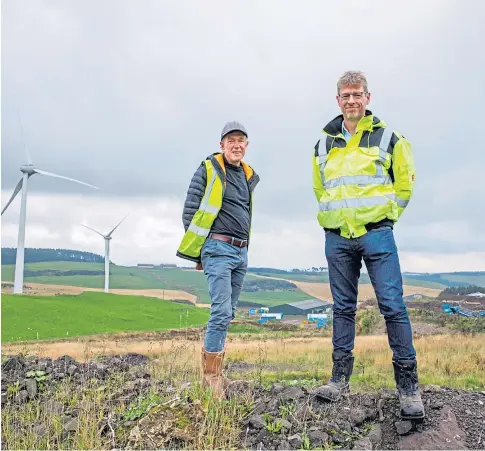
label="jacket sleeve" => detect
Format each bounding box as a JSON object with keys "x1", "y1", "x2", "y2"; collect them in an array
[
  {"x1": 313, "y1": 139, "x2": 325, "y2": 202},
  {"x1": 182, "y1": 163, "x2": 207, "y2": 231},
  {"x1": 391, "y1": 133, "x2": 416, "y2": 218}
]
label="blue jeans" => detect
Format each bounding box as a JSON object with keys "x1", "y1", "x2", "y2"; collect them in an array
[
  {"x1": 325, "y1": 226, "x2": 416, "y2": 363},
  {"x1": 201, "y1": 238, "x2": 248, "y2": 352}
]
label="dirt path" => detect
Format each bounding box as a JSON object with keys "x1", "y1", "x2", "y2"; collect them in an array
[
  {"x1": 251, "y1": 274, "x2": 442, "y2": 300},
  {"x1": 1, "y1": 281, "x2": 211, "y2": 308}
]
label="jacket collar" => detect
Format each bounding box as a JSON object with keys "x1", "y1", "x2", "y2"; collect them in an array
[{"x1": 323, "y1": 110, "x2": 384, "y2": 137}]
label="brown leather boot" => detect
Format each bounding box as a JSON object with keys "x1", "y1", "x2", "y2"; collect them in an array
[{"x1": 201, "y1": 348, "x2": 231, "y2": 400}]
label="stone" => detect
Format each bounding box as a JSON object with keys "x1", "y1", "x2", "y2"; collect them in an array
[
  {"x1": 25, "y1": 378, "x2": 37, "y2": 399},
  {"x1": 37, "y1": 358, "x2": 51, "y2": 371},
  {"x1": 395, "y1": 421, "x2": 413, "y2": 436},
  {"x1": 249, "y1": 414, "x2": 267, "y2": 430},
  {"x1": 430, "y1": 400, "x2": 444, "y2": 409},
  {"x1": 380, "y1": 388, "x2": 397, "y2": 400},
  {"x1": 331, "y1": 433, "x2": 346, "y2": 445},
  {"x1": 350, "y1": 408, "x2": 367, "y2": 426},
  {"x1": 278, "y1": 386, "x2": 305, "y2": 401},
  {"x1": 423, "y1": 384, "x2": 441, "y2": 393},
  {"x1": 308, "y1": 430, "x2": 329, "y2": 447},
  {"x1": 1, "y1": 392, "x2": 8, "y2": 405},
  {"x1": 365, "y1": 407, "x2": 378, "y2": 421},
  {"x1": 353, "y1": 437, "x2": 373, "y2": 450},
  {"x1": 252, "y1": 401, "x2": 266, "y2": 415},
  {"x1": 377, "y1": 398, "x2": 385, "y2": 421},
  {"x1": 67, "y1": 365, "x2": 78, "y2": 376},
  {"x1": 56, "y1": 355, "x2": 76, "y2": 364},
  {"x1": 278, "y1": 418, "x2": 292, "y2": 431},
  {"x1": 340, "y1": 420, "x2": 352, "y2": 433},
  {"x1": 272, "y1": 383, "x2": 284, "y2": 393},
  {"x1": 2, "y1": 357, "x2": 24, "y2": 372},
  {"x1": 367, "y1": 424, "x2": 382, "y2": 446},
  {"x1": 288, "y1": 434, "x2": 302, "y2": 449},
  {"x1": 399, "y1": 406, "x2": 466, "y2": 450},
  {"x1": 16, "y1": 390, "x2": 29, "y2": 403},
  {"x1": 33, "y1": 424, "x2": 47, "y2": 437},
  {"x1": 63, "y1": 417, "x2": 78, "y2": 432},
  {"x1": 277, "y1": 440, "x2": 291, "y2": 450}
]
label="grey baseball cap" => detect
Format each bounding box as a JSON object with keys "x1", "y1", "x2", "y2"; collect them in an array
[{"x1": 220, "y1": 121, "x2": 248, "y2": 140}]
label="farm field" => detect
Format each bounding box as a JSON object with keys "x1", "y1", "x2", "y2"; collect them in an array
[{"x1": 1, "y1": 292, "x2": 210, "y2": 342}]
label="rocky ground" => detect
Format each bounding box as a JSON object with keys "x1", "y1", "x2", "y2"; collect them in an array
[{"x1": 2, "y1": 353, "x2": 484, "y2": 450}]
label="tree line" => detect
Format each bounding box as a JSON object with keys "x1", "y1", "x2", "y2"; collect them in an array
[
  {"x1": 439, "y1": 285, "x2": 485, "y2": 296},
  {"x1": 1, "y1": 248, "x2": 104, "y2": 265}
]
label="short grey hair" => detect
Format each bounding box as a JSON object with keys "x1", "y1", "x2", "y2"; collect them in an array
[{"x1": 337, "y1": 71, "x2": 368, "y2": 94}]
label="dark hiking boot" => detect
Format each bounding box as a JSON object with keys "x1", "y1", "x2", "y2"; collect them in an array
[
  {"x1": 393, "y1": 360, "x2": 425, "y2": 420},
  {"x1": 316, "y1": 353, "x2": 354, "y2": 402}
]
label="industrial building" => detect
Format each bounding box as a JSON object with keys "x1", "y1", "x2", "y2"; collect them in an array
[{"x1": 268, "y1": 299, "x2": 332, "y2": 316}]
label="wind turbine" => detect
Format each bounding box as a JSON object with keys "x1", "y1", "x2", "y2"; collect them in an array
[
  {"x1": 1, "y1": 116, "x2": 99, "y2": 294},
  {"x1": 81, "y1": 214, "x2": 129, "y2": 293}
]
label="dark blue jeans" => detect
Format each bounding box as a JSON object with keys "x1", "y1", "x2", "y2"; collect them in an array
[
  {"x1": 325, "y1": 226, "x2": 416, "y2": 363},
  {"x1": 201, "y1": 238, "x2": 248, "y2": 352}
]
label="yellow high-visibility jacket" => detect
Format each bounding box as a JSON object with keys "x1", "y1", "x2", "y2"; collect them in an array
[
  {"x1": 177, "y1": 153, "x2": 259, "y2": 263},
  {"x1": 313, "y1": 111, "x2": 416, "y2": 238}
]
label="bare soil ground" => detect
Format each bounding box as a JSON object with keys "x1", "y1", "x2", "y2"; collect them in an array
[{"x1": 2, "y1": 354, "x2": 484, "y2": 450}]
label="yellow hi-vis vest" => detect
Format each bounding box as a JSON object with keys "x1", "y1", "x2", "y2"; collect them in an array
[
  {"x1": 177, "y1": 153, "x2": 257, "y2": 262},
  {"x1": 312, "y1": 113, "x2": 416, "y2": 239}
]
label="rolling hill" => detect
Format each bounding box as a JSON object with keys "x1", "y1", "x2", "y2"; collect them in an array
[
  {"x1": 0, "y1": 261, "x2": 310, "y2": 306},
  {"x1": 1, "y1": 292, "x2": 210, "y2": 342}
]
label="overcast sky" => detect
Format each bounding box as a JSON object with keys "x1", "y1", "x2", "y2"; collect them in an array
[{"x1": 2, "y1": 0, "x2": 484, "y2": 272}]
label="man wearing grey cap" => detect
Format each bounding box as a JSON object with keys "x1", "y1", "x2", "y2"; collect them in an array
[{"x1": 177, "y1": 121, "x2": 260, "y2": 399}]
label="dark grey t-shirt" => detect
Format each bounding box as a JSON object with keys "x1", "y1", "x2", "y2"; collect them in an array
[{"x1": 210, "y1": 159, "x2": 250, "y2": 240}]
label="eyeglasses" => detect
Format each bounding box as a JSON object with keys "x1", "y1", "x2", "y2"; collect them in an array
[{"x1": 339, "y1": 91, "x2": 367, "y2": 101}]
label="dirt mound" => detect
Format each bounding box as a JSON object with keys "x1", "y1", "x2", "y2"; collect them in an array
[
  {"x1": 2, "y1": 353, "x2": 484, "y2": 450},
  {"x1": 243, "y1": 384, "x2": 484, "y2": 450}
]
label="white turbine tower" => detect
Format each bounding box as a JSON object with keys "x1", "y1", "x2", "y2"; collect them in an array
[
  {"x1": 1, "y1": 118, "x2": 99, "y2": 294},
  {"x1": 81, "y1": 214, "x2": 129, "y2": 293}
]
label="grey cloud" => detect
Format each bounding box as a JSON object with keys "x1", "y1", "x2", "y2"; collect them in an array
[{"x1": 2, "y1": 0, "x2": 485, "y2": 263}]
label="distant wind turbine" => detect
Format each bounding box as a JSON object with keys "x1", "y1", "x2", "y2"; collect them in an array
[
  {"x1": 1, "y1": 114, "x2": 99, "y2": 294},
  {"x1": 81, "y1": 214, "x2": 129, "y2": 293}
]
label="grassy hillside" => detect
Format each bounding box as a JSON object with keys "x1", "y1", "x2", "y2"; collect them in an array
[
  {"x1": 1, "y1": 262, "x2": 171, "y2": 290},
  {"x1": 249, "y1": 270, "x2": 485, "y2": 289},
  {"x1": 239, "y1": 290, "x2": 311, "y2": 306},
  {"x1": 1, "y1": 262, "x2": 310, "y2": 306},
  {"x1": 1, "y1": 292, "x2": 210, "y2": 342}
]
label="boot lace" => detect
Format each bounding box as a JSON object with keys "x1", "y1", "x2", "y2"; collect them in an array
[
  {"x1": 332, "y1": 358, "x2": 349, "y2": 383},
  {"x1": 400, "y1": 368, "x2": 417, "y2": 396}
]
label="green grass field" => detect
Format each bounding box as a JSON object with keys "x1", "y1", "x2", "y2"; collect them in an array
[
  {"x1": 1, "y1": 292, "x2": 210, "y2": 342},
  {"x1": 249, "y1": 271, "x2": 458, "y2": 289},
  {"x1": 1, "y1": 262, "x2": 171, "y2": 290},
  {"x1": 239, "y1": 290, "x2": 310, "y2": 306},
  {"x1": 1, "y1": 263, "x2": 311, "y2": 306}
]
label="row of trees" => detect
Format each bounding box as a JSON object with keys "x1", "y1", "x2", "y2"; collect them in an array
[
  {"x1": 291, "y1": 267, "x2": 328, "y2": 273},
  {"x1": 1, "y1": 248, "x2": 104, "y2": 265},
  {"x1": 439, "y1": 285, "x2": 485, "y2": 296},
  {"x1": 243, "y1": 279, "x2": 297, "y2": 292}
]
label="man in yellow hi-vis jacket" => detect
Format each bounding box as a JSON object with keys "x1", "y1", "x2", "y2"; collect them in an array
[
  {"x1": 177, "y1": 121, "x2": 259, "y2": 399},
  {"x1": 313, "y1": 71, "x2": 424, "y2": 420}
]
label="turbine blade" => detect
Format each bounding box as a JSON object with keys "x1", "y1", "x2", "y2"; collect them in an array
[
  {"x1": 34, "y1": 168, "x2": 99, "y2": 189},
  {"x1": 107, "y1": 213, "x2": 130, "y2": 237},
  {"x1": 1, "y1": 177, "x2": 24, "y2": 215},
  {"x1": 81, "y1": 224, "x2": 106, "y2": 238},
  {"x1": 17, "y1": 111, "x2": 32, "y2": 165}
]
